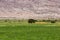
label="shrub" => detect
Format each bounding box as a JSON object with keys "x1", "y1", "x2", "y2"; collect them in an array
[
  {"x1": 41, "y1": 20, "x2": 51, "y2": 22},
  {"x1": 51, "y1": 20, "x2": 56, "y2": 23},
  {"x1": 18, "y1": 20, "x2": 21, "y2": 22},
  {"x1": 42, "y1": 20, "x2": 46, "y2": 22},
  {"x1": 4, "y1": 19, "x2": 8, "y2": 22},
  {"x1": 28, "y1": 19, "x2": 37, "y2": 23}
]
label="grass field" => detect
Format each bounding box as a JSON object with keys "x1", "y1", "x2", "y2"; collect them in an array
[{"x1": 0, "y1": 21, "x2": 60, "y2": 40}]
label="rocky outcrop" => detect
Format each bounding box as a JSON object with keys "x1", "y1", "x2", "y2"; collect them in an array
[{"x1": 0, "y1": 0, "x2": 60, "y2": 19}]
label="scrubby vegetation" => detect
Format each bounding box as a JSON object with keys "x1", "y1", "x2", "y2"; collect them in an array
[
  {"x1": 28, "y1": 19, "x2": 37, "y2": 23},
  {"x1": 0, "y1": 19, "x2": 59, "y2": 40},
  {"x1": 51, "y1": 20, "x2": 56, "y2": 23}
]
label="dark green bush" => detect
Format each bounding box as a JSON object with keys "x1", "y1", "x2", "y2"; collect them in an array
[
  {"x1": 41, "y1": 20, "x2": 51, "y2": 22},
  {"x1": 18, "y1": 20, "x2": 21, "y2": 22},
  {"x1": 28, "y1": 19, "x2": 37, "y2": 23},
  {"x1": 4, "y1": 19, "x2": 8, "y2": 22},
  {"x1": 51, "y1": 20, "x2": 56, "y2": 23}
]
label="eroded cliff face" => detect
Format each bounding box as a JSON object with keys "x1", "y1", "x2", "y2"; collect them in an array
[{"x1": 0, "y1": 0, "x2": 60, "y2": 19}]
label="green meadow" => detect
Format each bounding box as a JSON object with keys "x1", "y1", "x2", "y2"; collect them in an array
[{"x1": 0, "y1": 20, "x2": 60, "y2": 40}]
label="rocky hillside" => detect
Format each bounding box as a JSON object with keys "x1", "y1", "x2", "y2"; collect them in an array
[{"x1": 0, "y1": 0, "x2": 60, "y2": 19}]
